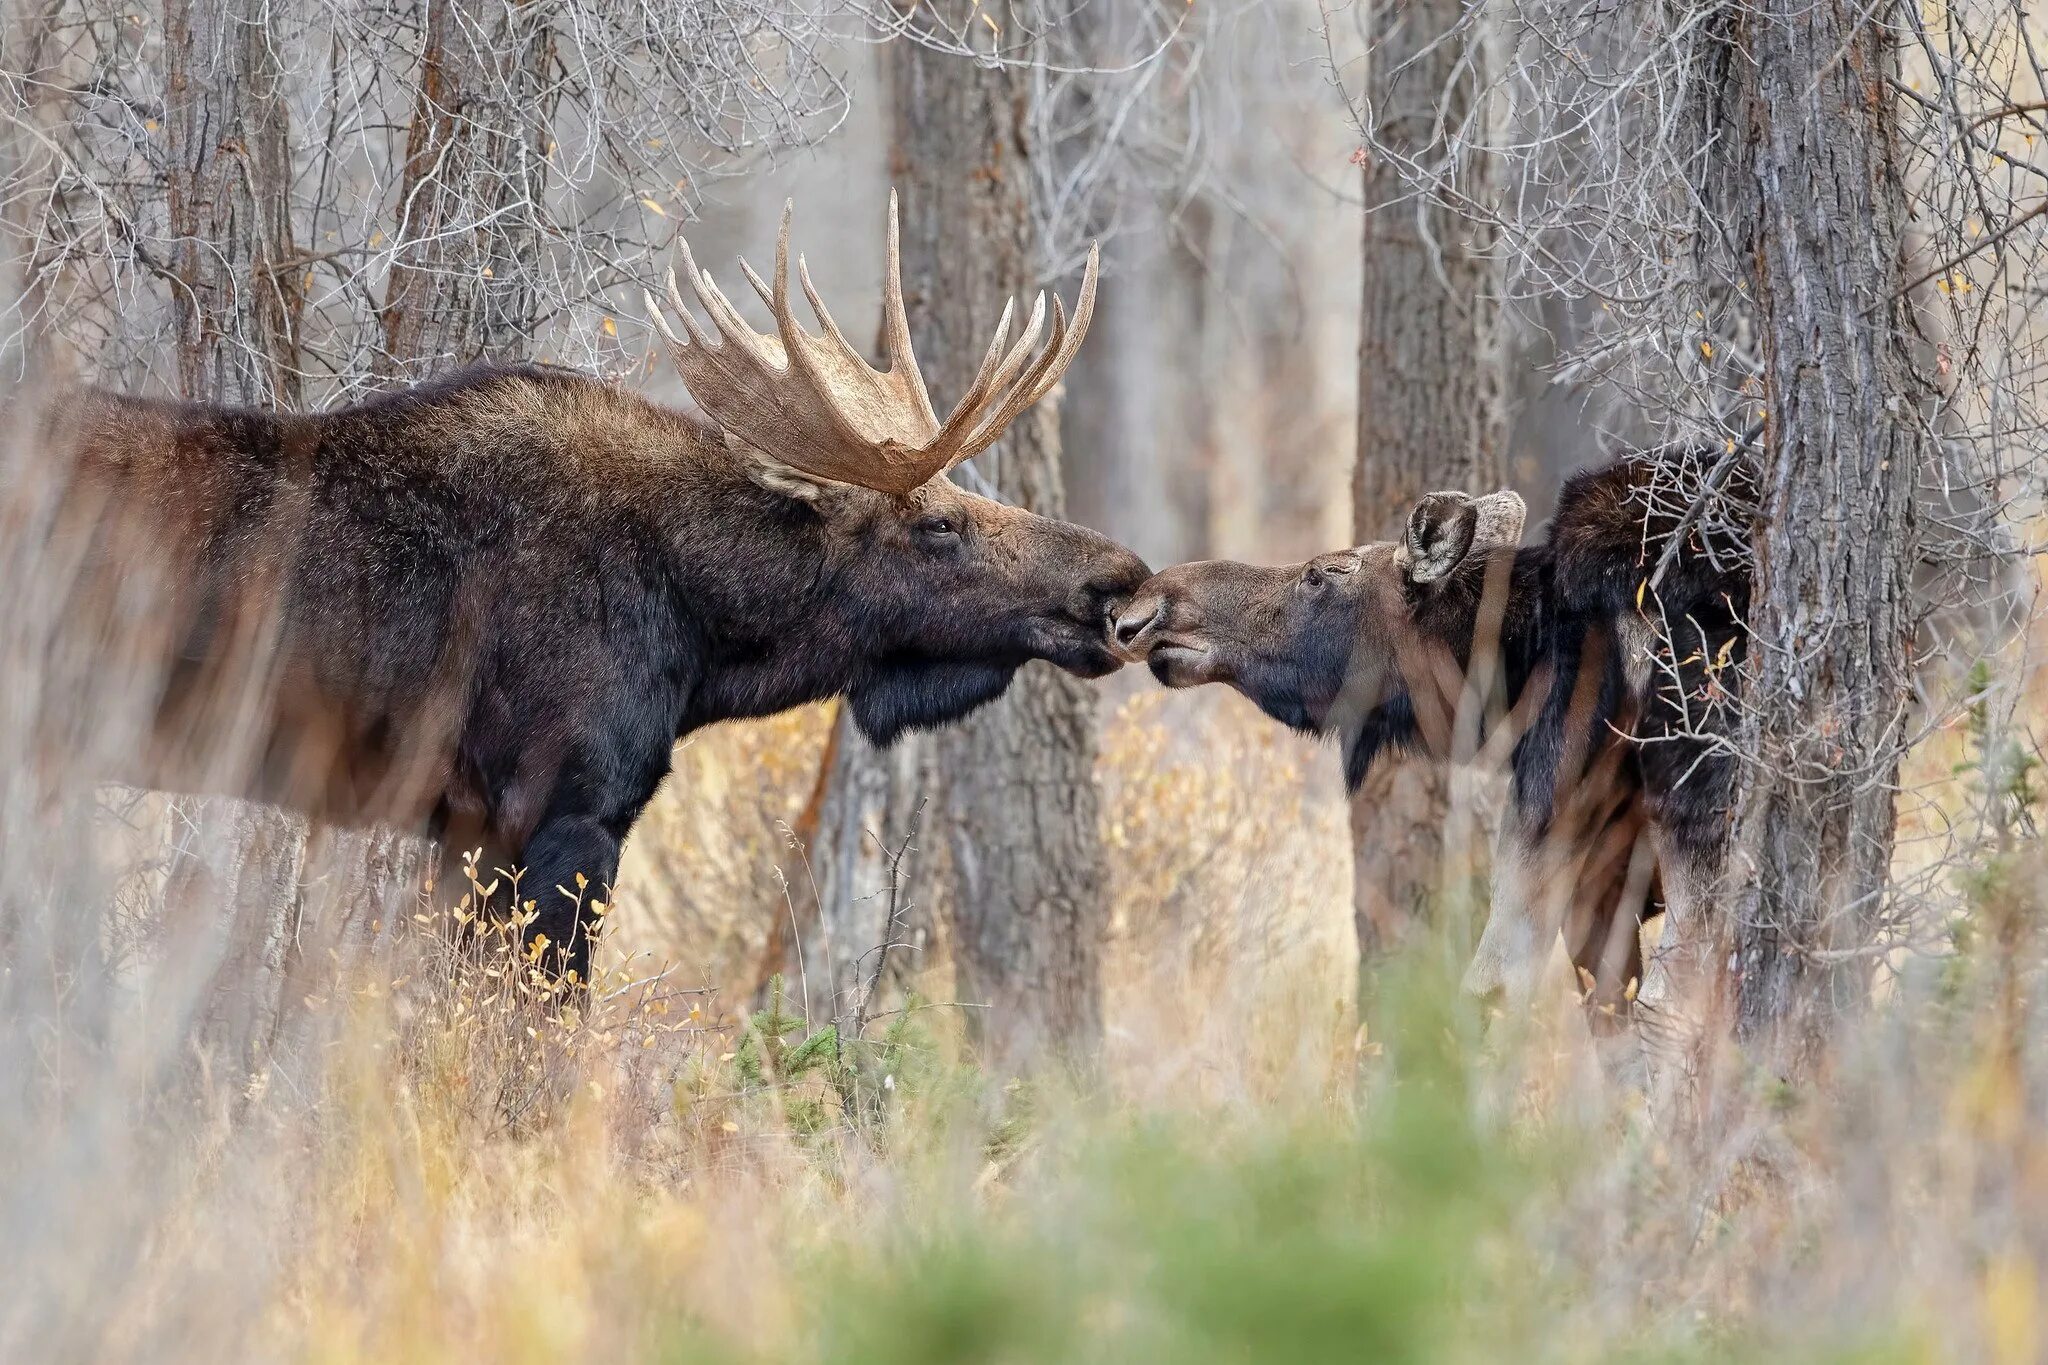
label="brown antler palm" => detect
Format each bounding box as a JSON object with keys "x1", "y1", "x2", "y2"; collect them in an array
[{"x1": 644, "y1": 192, "x2": 1098, "y2": 494}]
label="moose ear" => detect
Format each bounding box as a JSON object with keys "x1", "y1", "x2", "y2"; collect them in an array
[
  {"x1": 742, "y1": 452, "x2": 850, "y2": 509},
  {"x1": 1401, "y1": 489, "x2": 1526, "y2": 585}
]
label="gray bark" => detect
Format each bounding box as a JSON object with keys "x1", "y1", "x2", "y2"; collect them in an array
[
  {"x1": 159, "y1": 0, "x2": 313, "y2": 1076},
  {"x1": 1706, "y1": 0, "x2": 1927, "y2": 1066},
  {"x1": 378, "y1": 0, "x2": 556, "y2": 375},
  {"x1": 163, "y1": 0, "x2": 302, "y2": 406},
  {"x1": 1349, "y1": 0, "x2": 1506, "y2": 955},
  {"x1": 890, "y1": 5, "x2": 1108, "y2": 1069},
  {"x1": 762, "y1": 707, "x2": 936, "y2": 1032}
]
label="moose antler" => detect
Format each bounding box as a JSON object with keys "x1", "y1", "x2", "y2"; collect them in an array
[{"x1": 644, "y1": 192, "x2": 1098, "y2": 495}]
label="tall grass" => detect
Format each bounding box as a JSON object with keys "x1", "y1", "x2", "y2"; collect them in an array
[{"x1": 3, "y1": 375, "x2": 2045, "y2": 1361}]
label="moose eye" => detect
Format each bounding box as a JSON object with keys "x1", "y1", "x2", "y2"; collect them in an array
[
  {"x1": 1301, "y1": 555, "x2": 1357, "y2": 592},
  {"x1": 914, "y1": 515, "x2": 959, "y2": 540}
]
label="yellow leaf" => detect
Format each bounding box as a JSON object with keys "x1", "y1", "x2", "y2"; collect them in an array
[
  {"x1": 1635, "y1": 579, "x2": 1647, "y2": 611},
  {"x1": 1699, "y1": 340, "x2": 1714, "y2": 359},
  {"x1": 640, "y1": 197, "x2": 668, "y2": 218},
  {"x1": 602, "y1": 317, "x2": 618, "y2": 338}
]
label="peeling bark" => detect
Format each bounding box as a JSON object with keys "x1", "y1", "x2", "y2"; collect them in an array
[{"x1": 1707, "y1": 0, "x2": 1928, "y2": 1068}]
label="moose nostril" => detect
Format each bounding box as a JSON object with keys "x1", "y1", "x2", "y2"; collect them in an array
[{"x1": 1114, "y1": 601, "x2": 1163, "y2": 648}]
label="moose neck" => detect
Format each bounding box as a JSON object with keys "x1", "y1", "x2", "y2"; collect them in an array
[{"x1": 1340, "y1": 545, "x2": 1558, "y2": 791}]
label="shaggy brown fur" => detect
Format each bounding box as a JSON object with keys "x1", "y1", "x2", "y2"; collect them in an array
[
  {"x1": 1115, "y1": 455, "x2": 1749, "y2": 1025},
  {"x1": 32, "y1": 365, "x2": 1149, "y2": 978}
]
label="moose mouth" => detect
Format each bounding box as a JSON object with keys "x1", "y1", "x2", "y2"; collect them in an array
[
  {"x1": 1143, "y1": 641, "x2": 1219, "y2": 688},
  {"x1": 1035, "y1": 615, "x2": 1126, "y2": 679}
]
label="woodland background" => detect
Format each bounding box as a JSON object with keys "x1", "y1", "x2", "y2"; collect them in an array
[{"x1": 3, "y1": 0, "x2": 2048, "y2": 1359}]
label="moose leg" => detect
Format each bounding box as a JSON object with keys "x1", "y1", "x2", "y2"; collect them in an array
[
  {"x1": 1463, "y1": 804, "x2": 1558, "y2": 1010},
  {"x1": 1563, "y1": 796, "x2": 1655, "y2": 1034},
  {"x1": 515, "y1": 815, "x2": 625, "y2": 986},
  {"x1": 429, "y1": 810, "x2": 522, "y2": 919}
]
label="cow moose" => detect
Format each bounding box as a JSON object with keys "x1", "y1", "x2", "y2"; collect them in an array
[
  {"x1": 1111, "y1": 456, "x2": 1750, "y2": 1031},
  {"x1": 30, "y1": 195, "x2": 1149, "y2": 982}
]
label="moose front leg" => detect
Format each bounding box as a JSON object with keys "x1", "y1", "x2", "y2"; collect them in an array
[{"x1": 515, "y1": 814, "x2": 625, "y2": 986}]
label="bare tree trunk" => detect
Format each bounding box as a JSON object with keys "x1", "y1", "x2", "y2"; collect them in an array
[
  {"x1": 760, "y1": 706, "x2": 937, "y2": 1030},
  {"x1": 1349, "y1": 0, "x2": 1506, "y2": 956},
  {"x1": 163, "y1": 0, "x2": 303, "y2": 407},
  {"x1": 888, "y1": 6, "x2": 1108, "y2": 1069},
  {"x1": 159, "y1": 0, "x2": 314, "y2": 1076},
  {"x1": 377, "y1": 0, "x2": 556, "y2": 375},
  {"x1": 1707, "y1": 0, "x2": 1927, "y2": 1069}
]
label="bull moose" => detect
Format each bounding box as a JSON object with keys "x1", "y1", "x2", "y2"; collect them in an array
[
  {"x1": 1111, "y1": 456, "x2": 1749, "y2": 1029},
  {"x1": 33, "y1": 196, "x2": 1148, "y2": 981}
]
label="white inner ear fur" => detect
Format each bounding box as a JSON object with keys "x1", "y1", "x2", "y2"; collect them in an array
[
  {"x1": 1406, "y1": 493, "x2": 1474, "y2": 584},
  {"x1": 1406, "y1": 488, "x2": 1527, "y2": 585}
]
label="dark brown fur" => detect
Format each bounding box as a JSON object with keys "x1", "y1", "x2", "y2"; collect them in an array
[
  {"x1": 34, "y1": 365, "x2": 1149, "y2": 978},
  {"x1": 1115, "y1": 455, "x2": 1749, "y2": 1023}
]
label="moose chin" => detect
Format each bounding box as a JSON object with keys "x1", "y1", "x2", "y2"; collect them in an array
[
  {"x1": 31, "y1": 194, "x2": 1149, "y2": 983},
  {"x1": 1112, "y1": 459, "x2": 1749, "y2": 1035}
]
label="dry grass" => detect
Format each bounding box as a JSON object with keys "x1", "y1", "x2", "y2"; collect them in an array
[{"x1": 3, "y1": 451, "x2": 2045, "y2": 1361}]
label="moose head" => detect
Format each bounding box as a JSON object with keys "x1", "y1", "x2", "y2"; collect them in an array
[
  {"x1": 1110, "y1": 489, "x2": 1530, "y2": 781},
  {"x1": 643, "y1": 195, "x2": 1148, "y2": 743}
]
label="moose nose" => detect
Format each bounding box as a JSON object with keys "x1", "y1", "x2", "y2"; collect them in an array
[{"x1": 1113, "y1": 598, "x2": 1166, "y2": 653}]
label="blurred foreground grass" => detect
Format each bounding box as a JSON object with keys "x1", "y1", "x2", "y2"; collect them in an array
[{"x1": 7, "y1": 588, "x2": 2046, "y2": 1364}]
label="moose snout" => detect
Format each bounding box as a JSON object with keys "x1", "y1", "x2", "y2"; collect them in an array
[
  {"x1": 1113, "y1": 596, "x2": 1167, "y2": 655},
  {"x1": 1073, "y1": 544, "x2": 1151, "y2": 634}
]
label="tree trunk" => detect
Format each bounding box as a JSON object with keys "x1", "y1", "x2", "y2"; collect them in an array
[
  {"x1": 887, "y1": 6, "x2": 1108, "y2": 1070},
  {"x1": 760, "y1": 705, "x2": 937, "y2": 1032},
  {"x1": 1709, "y1": 0, "x2": 1927, "y2": 1069},
  {"x1": 160, "y1": 0, "x2": 315, "y2": 1076},
  {"x1": 163, "y1": 0, "x2": 303, "y2": 406},
  {"x1": 377, "y1": 0, "x2": 556, "y2": 376},
  {"x1": 1349, "y1": 0, "x2": 1506, "y2": 956}
]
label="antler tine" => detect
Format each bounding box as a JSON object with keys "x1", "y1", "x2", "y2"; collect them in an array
[
  {"x1": 993, "y1": 291, "x2": 1050, "y2": 391},
  {"x1": 922, "y1": 296, "x2": 1020, "y2": 452},
  {"x1": 796, "y1": 253, "x2": 864, "y2": 367},
  {"x1": 879, "y1": 191, "x2": 920, "y2": 377},
  {"x1": 949, "y1": 243, "x2": 1100, "y2": 464},
  {"x1": 925, "y1": 291, "x2": 1046, "y2": 456},
  {"x1": 647, "y1": 194, "x2": 1100, "y2": 496},
  {"x1": 662, "y1": 262, "x2": 712, "y2": 350},
  {"x1": 670, "y1": 232, "x2": 786, "y2": 372},
  {"x1": 643, "y1": 287, "x2": 682, "y2": 346},
  {"x1": 738, "y1": 256, "x2": 775, "y2": 311},
  {"x1": 1023, "y1": 240, "x2": 1098, "y2": 405}
]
